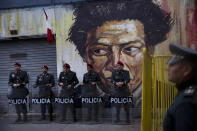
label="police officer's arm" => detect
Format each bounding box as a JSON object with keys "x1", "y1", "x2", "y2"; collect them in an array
[
  {"x1": 95, "y1": 73, "x2": 101, "y2": 84},
  {"x1": 58, "y1": 72, "x2": 63, "y2": 86},
  {"x1": 49, "y1": 75, "x2": 55, "y2": 87},
  {"x1": 21, "y1": 71, "x2": 29, "y2": 86},
  {"x1": 71, "y1": 73, "x2": 79, "y2": 87},
  {"x1": 175, "y1": 103, "x2": 197, "y2": 131},
  {"x1": 83, "y1": 74, "x2": 86, "y2": 84},
  {"x1": 123, "y1": 71, "x2": 130, "y2": 85},
  {"x1": 8, "y1": 73, "x2": 14, "y2": 86},
  {"x1": 111, "y1": 71, "x2": 116, "y2": 85}
]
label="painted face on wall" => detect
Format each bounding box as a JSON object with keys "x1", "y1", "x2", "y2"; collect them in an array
[{"x1": 85, "y1": 19, "x2": 145, "y2": 93}]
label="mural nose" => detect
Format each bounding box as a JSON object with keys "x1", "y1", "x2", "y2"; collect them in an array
[{"x1": 106, "y1": 46, "x2": 121, "y2": 71}]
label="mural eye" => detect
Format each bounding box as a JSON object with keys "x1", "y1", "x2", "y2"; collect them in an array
[
  {"x1": 94, "y1": 49, "x2": 108, "y2": 56},
  {"x1": 123, "y1": 47, "x2": 140, "y2": 55}
]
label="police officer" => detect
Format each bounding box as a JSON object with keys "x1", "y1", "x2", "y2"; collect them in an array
[
  {"x1": 111, "y1": 61, "x2": 131, "y2": 123},
  {"x1": 33, "y1": 65, "x2": 55, "y2": 121},
  {"x1": 81, "y1": 64, "x2": 102, "y2": 122},
  {"x1": 163, "y1": 43, "x2": 197, "y2": 131},
  {"x1": 58, "y1": 63, "x2": 79, "y2": 122},
  {"x1": 8, "y1": 62, "x2": 29, "y2": 122}
]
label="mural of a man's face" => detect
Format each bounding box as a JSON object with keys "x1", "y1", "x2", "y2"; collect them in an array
[{"x1": 85, "y1": 20, "x2": 145, "y2": 93}]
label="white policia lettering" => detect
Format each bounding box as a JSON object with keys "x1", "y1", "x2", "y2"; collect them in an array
[
  {"x1": 32, "y1": 98, "x2": 51, "y2": 104},
  {"x1": 81, "y1": 97, "x2": 103, "y2": 103},
  {"x1": 54, "y1": 97, "x2": 74, "y2": 104},
  {"x1": 8, "y1": 99, "x2": 27, "y2": 104},
  {"x1": 111, "y1": 97, "x2": 133, "y2": 104}
]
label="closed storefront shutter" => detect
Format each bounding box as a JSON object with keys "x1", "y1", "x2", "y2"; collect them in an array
[{"x1": 0, "y1": 38, "x2": 57, "y2": 113}]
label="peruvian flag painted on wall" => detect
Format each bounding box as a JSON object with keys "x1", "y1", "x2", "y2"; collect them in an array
[{"x1": 43, "y1": 9, "x2": 54, "y2": 44}]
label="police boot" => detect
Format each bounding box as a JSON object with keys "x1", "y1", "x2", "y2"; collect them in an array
[
  {"x1": 125, "y1": 110, "x2": 130, "y2": 123},
  {"x1": 73, "y1": 115, "x2": 77, "y2": 122},
  {"x1": 125, "y1": 117, "x2": 130, "y2": 124},
  {"x1": 59, "y1": 118, "x2": 66, "y2": 123},
  {"x1": 39, "y1": 114, "x2": 46, "y2": 121},
  {"x1": 49, "y1": 113, "x2": 53, "y2": 121},
  {"x1": 114, "y1": 118, "x2": 120, "y2": 123},
  {"x1": 114, "y1": 114, "x2": 120, "y2": 123},
  {"x1": 59, "y1": 115, "x2": 66, "y2": 123},
  {"x1": 23, "y1": 114, "x2": 28, "y2": 122},
  {"x1": 86, "y1": 115, "x2": 92, "y2": 121},
  {"x1": 15, "y1": 114, "x2": 22, "y2": 123},
  {"x1": 94, "y1": 111, "x2": 99, "y2": 122}
]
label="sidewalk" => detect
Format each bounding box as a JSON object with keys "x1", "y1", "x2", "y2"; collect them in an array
[
  {"x1": 1, "y1": 115, "x2": 141, "y2": 131},
  {"x1": 7, "y1": 123, "x2": 141, "y2": 131}
]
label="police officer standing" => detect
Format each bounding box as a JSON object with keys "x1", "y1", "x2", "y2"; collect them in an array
[
  {"x1": 8, "y1": 62, "x2": 29, "y2": 122},
  {"x1": 163, "y1": 43, "x2": 197, "y2": 131},
  {"x1": 58, "y1": 63, "x2": 79, "y2": 122},
  {"x1": 111, "y1": 61, "x2": 131, "y2": 123},
  {"x1": 33, "y1": 65, "x2": 55, "y2": 121},
  {"x1": 81, "y1": 64, "x2": 102, "y2": 122}
]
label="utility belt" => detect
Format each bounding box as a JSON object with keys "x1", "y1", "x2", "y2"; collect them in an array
[
  {"x1": 61, "y1": 82, "x2": 73, "y2": 88},
  {"x1": 38, "y1": 84, "x2": 51, "y2": 88},
  {"x1": 12, "y1": 85, "x2": 25, "y2": 88},
  {"x1": 113, "y1": 83, "x2": 127, "y2": 89}
]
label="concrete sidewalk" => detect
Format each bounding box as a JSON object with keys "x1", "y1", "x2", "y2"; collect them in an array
[
  {"x1": 7, "y1": 123, "x2": 140, "y2": 131},
  {"x1": 1, "y1": 116, "x2": 141, "y2": 131}
]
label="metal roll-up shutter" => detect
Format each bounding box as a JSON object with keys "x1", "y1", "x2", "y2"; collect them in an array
[{"x1": 0, "y1": 38, "x2": 57, "y2": 113}]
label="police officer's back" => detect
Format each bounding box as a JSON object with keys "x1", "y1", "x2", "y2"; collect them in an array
[{"x1": 163, "y1": 43, "x2": 197, "y2": 131}]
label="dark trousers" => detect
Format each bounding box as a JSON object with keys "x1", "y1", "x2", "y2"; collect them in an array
[
  {"x1": 60, "y1": 104, "x2": 76, "y2": 121},
  {"x1": 114, "y1": 103, "x2": 130, "y2": 121},
  {"x1": 15, "y1": 104, "x2": 27, "y2": 116},
  {"x1": 86, "y1": 103, "x2": 99, "y2": 121},
  {"x1": 40, "y1": 103, "x2": 53, "y2": 120}
]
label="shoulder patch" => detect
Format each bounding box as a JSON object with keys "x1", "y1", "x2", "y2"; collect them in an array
[
  {"x1": 184, "y1": 86, "x2": 195, "y2": 97},
  {"x1": 11, "y1": 73, "x2": 15, "y2": 78}
]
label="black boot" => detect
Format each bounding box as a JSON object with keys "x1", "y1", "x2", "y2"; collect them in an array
[
  {"x1": 94, "y1": 114, "x2": 99, "y2": 122},
  {"x1": 114, "y1": 118, "x2": 120, "y2": 123},
  {"x1": 23, "y1": 114, "x2": 28, "y2": 122},
  {"x1": 126, "y1": 118, "x2": 130, "y2": 123},
  {"x1": 86, "y1": 115, "x2": 92, "y2": 121},
  {"x1": 125, "y1": 110, "x2": 130, "y2": 123},
  {"x1": 39, "y1": 114, "x2": 46, "y2": 121},
  {"x1": 73, "y1": 116, "x2": 77, "y2": 122},
  {"x1": 15, "y1": 115, "x2": 22, "y2": 123},
  {"x1": 59, "y1": 114, "x2": 67, "y2": 123},
  {"x1": 49, "y1": 113, "x2": 53, "y2": 121},
  {"x1": 114, "y1": 111, "x2": 120, "y2": 123}
]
